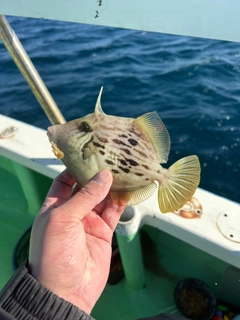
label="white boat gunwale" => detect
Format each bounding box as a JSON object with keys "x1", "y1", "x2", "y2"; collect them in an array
[{"x1": 1, "y1": 114, "x2": 239, "y2": 270}]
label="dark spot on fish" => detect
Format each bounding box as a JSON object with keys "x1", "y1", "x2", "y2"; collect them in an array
[
  {"x1": 120, "y1": 148, "x2": 132, "y2": 155},
  {"x1": 99, "y1": 124, "x2": 121, "y2": 131},
  {"x1": 112, "y1": 169, "x2": 119, "y2": 174},
  {"x1": 119, "y1": 166, "x2": 130, "y2": 173},
  {"x1": 128, "y1": 127, "x2": 141, "y2": 138},
  {"x1": 99, "y1": 150, "x2": 105, "y2": 155},
  {"x1": 99, "y1": 124, "x2": 109, "y2": 130},
  {"x1": 93, "y1": 141, "x2": 105, "y2": 149},
  {"x1": 106, "y1": 159, "x2": 114, "y2": 165},
  {"x1": 128, "y1": 138, "x2": 138, "y2": 146},
  {"x1": 119, "y1": 134, "x2": 128, "y2": 138},
  {"x1": 96, "y1": 135, "x2": 108, "y2": 143},
  {"x1": 112, "y1": 139, "x2": 130, "y2": 147},
  {"x1": 135, "y1": 173, "x2": 144, "y2": 176},
  {"x1": 120, "y1": 159, "x2": 128, "y2": 166},
  {"x1": 142, "y1": 164, "x2": 150, "y2": 170},
  {"x1": 135, "y1": 149, "x2": 147, "y2": 158},
  {"x1": 141, "y1": 140, "x2": 152, "y2": 151},
  {"x1": 126, "y1": 159, "x2": 139, "y2": 166},
  {"x1": 145, "y1": 178, "x2": 150, "y2": 181}
]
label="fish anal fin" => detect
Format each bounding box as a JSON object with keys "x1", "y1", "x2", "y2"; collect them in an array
[
  {"x1": 158, "y1": 155, "x2": 201, "y2": 213},
  {"x1": 111, "y1": 182, "x2": 158, "y2": 206},
  {"x1": 134, "y1": 112, "x2": 170, "y2": 163}
]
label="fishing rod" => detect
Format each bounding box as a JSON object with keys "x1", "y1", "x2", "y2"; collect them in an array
[{"x1": 0, "y1": 15, "x2": 65, "y2": 125}]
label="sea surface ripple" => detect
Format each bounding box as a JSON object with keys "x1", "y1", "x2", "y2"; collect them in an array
[{"x1": 0, "y1": 16, "x2": 240, "y2": 202}]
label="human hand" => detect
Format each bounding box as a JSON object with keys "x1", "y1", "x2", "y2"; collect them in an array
[{"x1": 29, "y1": 169, "x2": 125, "y2": 314}]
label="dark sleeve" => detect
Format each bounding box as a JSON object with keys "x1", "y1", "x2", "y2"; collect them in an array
[{"x1": 0, "y1": 261, "x2": 95, "y2": 320}]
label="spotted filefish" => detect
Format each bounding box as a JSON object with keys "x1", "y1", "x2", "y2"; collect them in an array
[{"x1": 47, "y1": 87, "x2": 200, "y2": 213}]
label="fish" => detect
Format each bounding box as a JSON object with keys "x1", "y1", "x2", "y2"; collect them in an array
[{"x1": 47, "y1": 87, "x2": 200, "y2": 213}]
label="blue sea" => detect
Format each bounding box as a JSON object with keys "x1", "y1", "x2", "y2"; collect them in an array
[{"x1": 0, "y1": 16, "x2": 239, "y2": 203}]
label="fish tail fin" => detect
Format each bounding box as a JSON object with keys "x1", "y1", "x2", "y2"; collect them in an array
[{"x1": 158, "y1": 155, "x2": 200, "y2": 213}]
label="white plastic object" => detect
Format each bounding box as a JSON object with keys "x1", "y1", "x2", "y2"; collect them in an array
[{"x1": 216, "y1": 211, "x2": 240, "y2": 243}]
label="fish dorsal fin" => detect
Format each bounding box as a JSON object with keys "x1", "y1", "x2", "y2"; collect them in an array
[
  {"x1": 94, "y1": 86, "x2": 105, "y2": 114},
  {"x1": 110, "y1": 182, "x2": 158, "y2": 206},
  {"x1": 134, "y1": 112, "x2": 170, "y2": 163}
]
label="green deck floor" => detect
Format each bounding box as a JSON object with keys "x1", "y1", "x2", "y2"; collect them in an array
[
  {"x1": 0, "y1": 154, "x2": 235, "y2": 319},
  {"x1": 0, "y1": 155, "x2": 52, "y2": 289},
  {"x1": 92, "y1": 226, "x2": 230, "y2": 319}
]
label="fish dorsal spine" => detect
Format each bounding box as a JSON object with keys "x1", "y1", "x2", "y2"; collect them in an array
[{"x1": 94, "y1": 87, "x2": 105, "y2": 114}]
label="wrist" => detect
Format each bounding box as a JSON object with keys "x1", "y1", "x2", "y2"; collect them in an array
[
  {"x1": 28, "y1": 262, "x2": 93, "y2": 315},
  {"x1": 0, "y1": 261, "x2": 95, "y2": 320}
]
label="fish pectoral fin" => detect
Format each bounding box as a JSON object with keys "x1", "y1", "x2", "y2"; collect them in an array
[
  {"x1": 134, "y1": 112, "x2": 170, "y2": 164},
  {"x1": 158, "y1": 155, "x2": 200, "y2": 213},
  {"x1": 111, "y1": 182, "x2": 158, "y2": 206}
]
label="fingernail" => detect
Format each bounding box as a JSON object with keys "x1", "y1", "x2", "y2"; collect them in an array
[{"x1": 92, "y1": 170, "x2": 112, "y2": 186}]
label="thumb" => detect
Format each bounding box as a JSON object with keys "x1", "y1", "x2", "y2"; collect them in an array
[{"x1": 60, "y1": 170, "x2": 113, "y2": 220}]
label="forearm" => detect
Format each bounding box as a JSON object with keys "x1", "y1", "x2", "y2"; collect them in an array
[{"x1": 0, "y1": 261, "x2": 94, "y2": 320}]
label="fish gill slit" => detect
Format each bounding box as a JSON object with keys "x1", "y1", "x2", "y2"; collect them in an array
[
  {"x1": 81, "y1": 136, "x2": 94, "y2": 160},
  {"x1": 82, "y1": 136, "x2": 93, "y2": 150}
]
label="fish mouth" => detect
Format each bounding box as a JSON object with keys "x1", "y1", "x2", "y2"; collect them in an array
[
  {"x1": 47, "y1": 126, "x2": 55, "y2": 142},
  {"x1": 47, "y1": 126, "x2": 65, "y2": 159}
]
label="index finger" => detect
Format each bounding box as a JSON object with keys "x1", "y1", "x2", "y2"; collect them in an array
[
  {"x1": 39, "y1": 169, "x2": 76, "y2": 214},
  {"x1": 48, "y1": 169, "x2": 76, "y2": 199}
]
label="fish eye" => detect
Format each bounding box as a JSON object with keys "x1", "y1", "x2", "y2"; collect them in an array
[
  {"x1": 79, "y1": 121, "x2": 92, "y2": 132},
  {"x1": 195, "y1": 209, "x2": 202, "y2": 215}
]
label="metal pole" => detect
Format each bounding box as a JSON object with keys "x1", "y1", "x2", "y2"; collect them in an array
[{"x1": 0, "y1": 15, "x2": 66, "y2": 125}]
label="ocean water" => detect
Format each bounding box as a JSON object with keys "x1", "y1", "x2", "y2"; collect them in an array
[{"x1": 0, "y1": 16, "x2": 239, "y2": 202}]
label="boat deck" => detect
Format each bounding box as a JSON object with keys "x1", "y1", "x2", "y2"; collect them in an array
[
  {"x1": 0, "y1": 157, "x2": 230, "y2": 318},
  {"x1": 0, "y1": 114, "x2": 240, "y2": 319}
]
